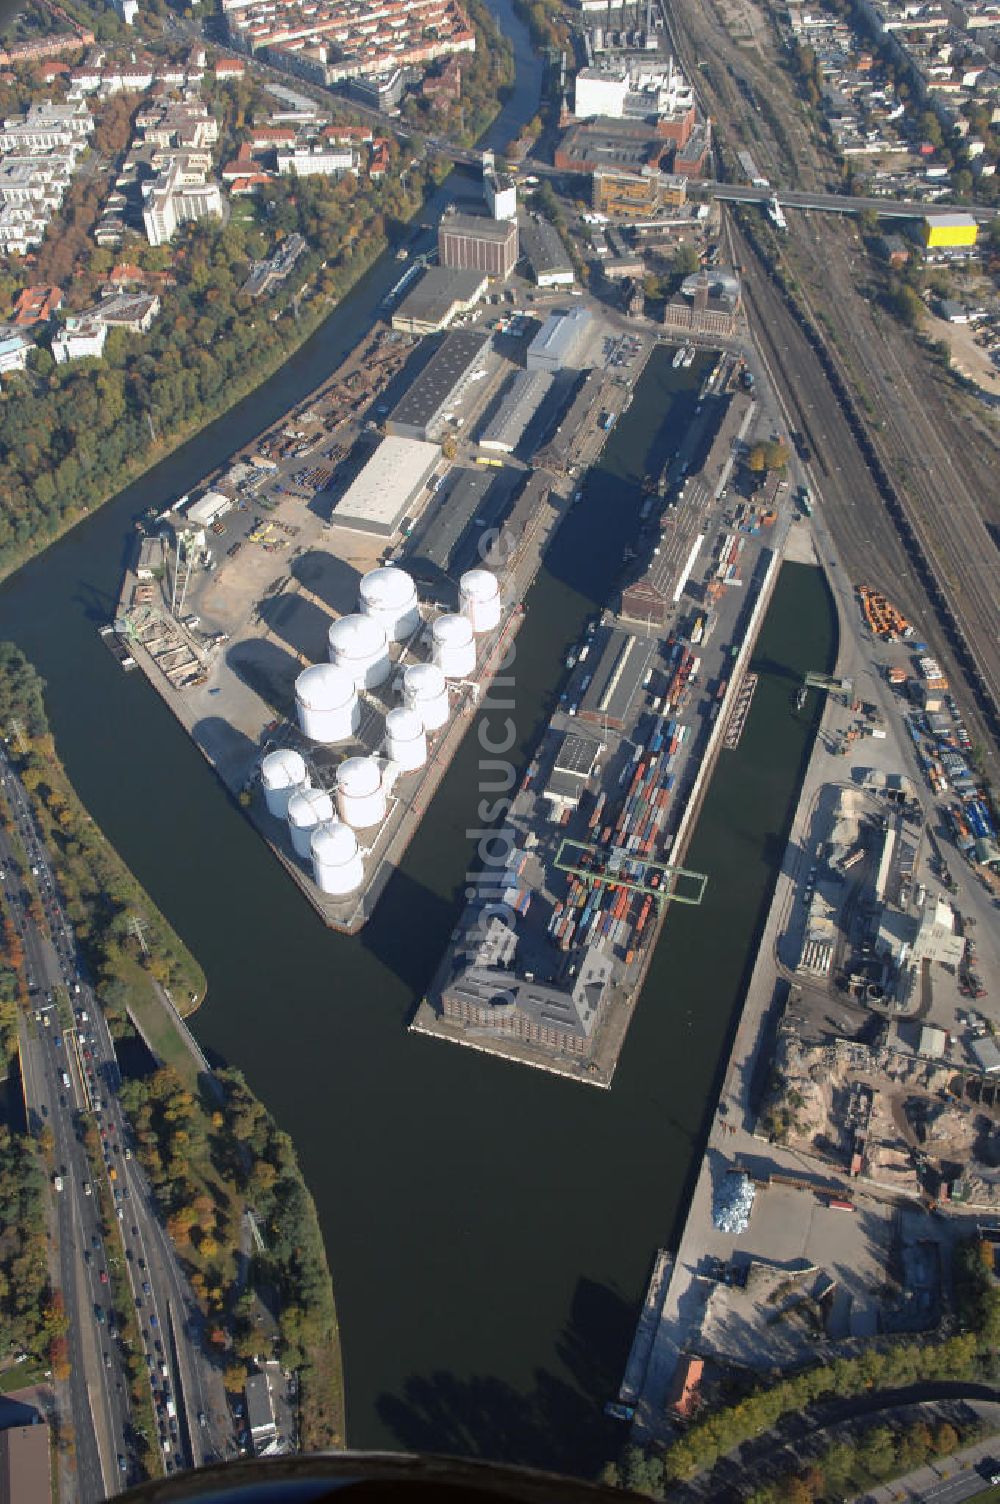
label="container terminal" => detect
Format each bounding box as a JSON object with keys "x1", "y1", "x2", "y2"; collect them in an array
[
  {"x1": 412, "y1": 356, "x2": 795, "y2": 1084},
  {"x1": 112, "y1": 301, "x2": 667, "y2": 932}
]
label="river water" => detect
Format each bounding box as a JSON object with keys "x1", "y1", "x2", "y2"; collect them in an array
[{"x1": 0, "y1": 2, "x2": 837, "y2": 1474}]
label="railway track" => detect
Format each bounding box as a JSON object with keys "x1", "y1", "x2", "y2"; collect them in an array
[
  {"x1": 731, "y1": 216, "x2": 1000, "y2": 746},
  {"x1": 788, "y1": 214, "x2": 1000, "y2": 722},
  {"x1": 659, "y1": 0, "x2": 1000, "y2": 751}
]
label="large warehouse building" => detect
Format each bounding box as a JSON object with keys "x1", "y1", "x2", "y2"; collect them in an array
[
  {"x1": 526, "y1": 306, "x2": 593, "y2": 373},
  {"x1": 386, "y1": 329, "x2": 491, "y2": 442},
  {"x1": 478, "y1": 369, "x2": 553, "y2": 452},
  {"x1": 577, "y1": 627, "x2": 659, "y2": 732},
  {"x1": 402, "y1": 464, "x2": 499, "y2": 583},
  {"x1": 922, "y1": 213, "x2": 978, "y2": 249},
  {"x1": 438, "y1": 211, "x2": 519, "y2": 280},
  {"x1": 331, "y1": 436, "x2": 440, "y2": 535},
  {"x1": 391, "y1": 266, "x2": 488, "y2": 335}
]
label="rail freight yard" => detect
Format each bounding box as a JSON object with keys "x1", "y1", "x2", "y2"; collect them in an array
[
  {"x1": 112, "y1": 305, "x2": 657, "y2": 931},
  {"x1": 413, "y1": 353, "x2": 795, "y2": 1084}
]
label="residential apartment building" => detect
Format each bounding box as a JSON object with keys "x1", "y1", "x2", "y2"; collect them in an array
[
  {"x1": 0, "y1": 101, "x2": 89, "y2": 255},
  {"x1": 220, "y1": 0, "x2": 475, "y2": 89},
  {"x1": 276, "y1": 144, "x2": 355, "y2": 176},
  {"x1": 142, "y1": 160, "x2": 223, "y2": 245},
  {"x1": 0, "y1": 100, "x2": 92, "y2": 155},
  {"x1": 52, "y1": 315, "x2": 108, "y2": 363}
]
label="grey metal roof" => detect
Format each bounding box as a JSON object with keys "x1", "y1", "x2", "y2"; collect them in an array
[
  {"x1": 478, "y1": 368, "x2": 553, "y2": 451},
  {"x1": 554, "y1": 730, "x2": 602, "y2": 778},
  {"x1": 526, "y1": 306, "x2": 592, "y2": 368},
  {"x1": 578, "y1": 628, "x2": 658, "y2": 727},
  {"x1": 520, "y1": 215, "x2": 574, "y2": 278},
  {"x1": 439, "y1": 212, "x2": 519, "y2": 245},
  {"x1": 244, "y1": 1374, "x2": 275, "y2": 1436},
  {"x1": 393, "y1": 266, "x2": 487, "y2": 329},
  {"x1": 402, "y1": 465, "x2": 497, "y2": 579}
]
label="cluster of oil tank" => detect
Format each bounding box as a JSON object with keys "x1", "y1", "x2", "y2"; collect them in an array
[{"x1": 259, "y1": 564, "x2": 502, "y2": 897}]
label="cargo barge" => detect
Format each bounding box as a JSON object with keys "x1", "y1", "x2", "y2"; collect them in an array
[{"x1": 723, "y1": 672, "x2": 758, "y2": 750}]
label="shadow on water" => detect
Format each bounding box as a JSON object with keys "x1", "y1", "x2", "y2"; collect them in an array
[
  {"x1": 541, "y1": 350, "x2": 707, "y2": 609},
  {"x1": 377, "y1": 1278, "x2": 629, "y2": 1478},
  {"x1": 361, "y1": 864, "x2": 461, "y2": 997}
]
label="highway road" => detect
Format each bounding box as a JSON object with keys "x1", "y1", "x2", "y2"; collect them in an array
[
  {"x1": 3, "y1": 830, "x2": 122, "y2": 1498},
  {"x1": 0, "y1": 747, "x2": 233, "y2": 1495}
]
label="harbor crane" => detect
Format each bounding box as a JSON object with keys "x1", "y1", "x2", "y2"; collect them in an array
[
  {"x1": 554, "y1": 837, "x2": 708, "y2": 909},
  {"x1": 796, "y1": 671, "x2": 854, "y2": 710}
]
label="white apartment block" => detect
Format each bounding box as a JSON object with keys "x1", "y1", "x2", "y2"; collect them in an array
[
  {"x1": 52, "y1": 316, "x2": 108, "y2": 363},
  {"x1": 0, "y1": 153, "x2": 76, "y2": 256},
  {"x1": 0, "y1": 100, "x2": 93, "y2": 155},
  {"x1": 142, "y1": 160, "x2": 223, "y2": 245},
  {"x1": 0, "y1": 203, "x2": 45, "y2": 255},
  {"x1": 276, "y1": 145, "x2": 356, "y2": 176}
]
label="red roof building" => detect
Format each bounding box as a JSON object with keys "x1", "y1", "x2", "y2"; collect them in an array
[
  {"x1": 36, "y1": 58, "x2": 71, "y2": 81},
  {"x1": 11, "y1": 284, "x2": 63, "y2": 326},
  {"x1": 323, "y1": 123, "x2": 373, "y2": 144},
  {"x1": 214, "y1": 57, "x2": 246, "y2": 77},
  {"x1": 668, "y1": 1355, "x2": 704, "y2": 1419},
  {"x1": 108, "y1": 264, "x2": 146, "y2": 287},
  {"x1": 229, "y1": 172, "x2": 273, "y2": 195},
  {"x1": 222, "y1": 142, "x2": 254, "y2": 180},
  {"x1": 250, "y1": 125, "x2": 296, "y2": 149}
]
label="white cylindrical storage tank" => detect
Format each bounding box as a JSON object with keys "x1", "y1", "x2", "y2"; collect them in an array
[
  {"x1": 432, "y1": 613, "x2": 476, "y2": 680},
  {"x1": 336, "y1": 755, "x2": 386, "y2": 830},
  {"x1": 459, "y1": 569, "x2": 502, "y2": 634},
  {"x1": 310, "y1": 819, "x2": 364, "y2": 896},
  {"x1": 402, "y1": 662, "x2": 450, "y2": 733},
  {"x1": 385, "y1": 706, "x2": 427, "y2": 773},
  {"x1": 295, "y1": 663, "x2": 360, "y2": 744},
  {"x1": 327, "y1": 614, "x2": 391, "y2": 690},
  {"x1": 358, "y1": 566, "x2": 421, "y2": 642},
  {"x1": 287, "y1": 786, "x2": 334, "y2": 858},
  {"x1": 261, "y1": 748, "x2": 310, "y2": 819}
]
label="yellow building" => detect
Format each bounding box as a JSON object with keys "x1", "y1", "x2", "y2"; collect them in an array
[
  {"x1": 592, "y1": 166, "x2": 687, "y2": 218},
  {"x1": 923, "y1": 213, "x2": 978, "y2": 249}
]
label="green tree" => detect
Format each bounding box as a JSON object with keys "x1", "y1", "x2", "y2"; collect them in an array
[
  {"x1": 888, "y1": 282, "x2": 924, "y2": 328},
  {"x1": 671, "y1": 241, "x2": 701, "y2": 279}
]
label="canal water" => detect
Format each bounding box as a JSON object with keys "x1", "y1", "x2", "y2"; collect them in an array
[
  {"x1": 0, "y1": 2, "x2": 838, "y2": 1472},
  {"x1": 0, "y1": 318, "x2": 836, "y2": 1471}
]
